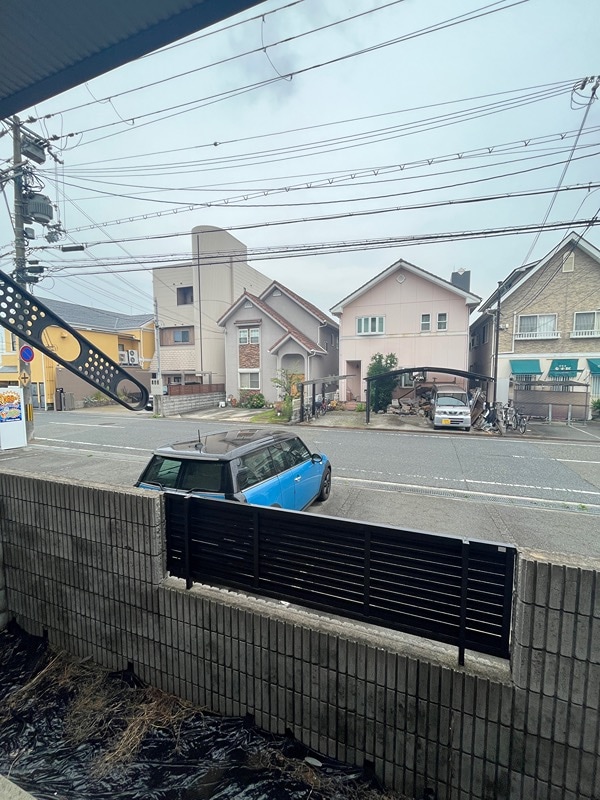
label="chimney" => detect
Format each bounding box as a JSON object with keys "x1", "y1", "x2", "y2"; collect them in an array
[{"x1": 451, "y1": 269, "x2": 470, "y2": 292}]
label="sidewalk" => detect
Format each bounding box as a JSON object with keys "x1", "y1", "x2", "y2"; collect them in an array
[{"x1": 180, "y1": 405, "x2": 600, "y2": 441}]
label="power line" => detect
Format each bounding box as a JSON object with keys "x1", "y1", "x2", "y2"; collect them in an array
[
  {"x1": 41, "y1": 219, "x2": 600, "y2": 277},
  {"x1": 34, "y1": 0, "x2": 533, "y2": 148}
]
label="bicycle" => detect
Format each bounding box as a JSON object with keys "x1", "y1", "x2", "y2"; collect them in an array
[{"x1": 502, "y1": 403, "x2": 528, "y2": 434}]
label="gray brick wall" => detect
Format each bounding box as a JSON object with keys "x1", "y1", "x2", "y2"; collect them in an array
[
  {"x1": 161, "y1": 391, "x2": 225, "y2": 416},
  {"x1": 0, "y1": 471, "x2": 598, "y2": 799}
]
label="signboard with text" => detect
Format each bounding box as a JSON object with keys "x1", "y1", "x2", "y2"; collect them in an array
[{"x1": 0, "y1": 386, "x2": 27, "y2": 449}]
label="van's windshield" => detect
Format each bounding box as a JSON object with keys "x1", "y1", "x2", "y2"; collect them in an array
[{"x1": 437, "y1": 393, "x2": 469, "y2": 406}]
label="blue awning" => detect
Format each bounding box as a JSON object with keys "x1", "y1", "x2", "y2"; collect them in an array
[
  {"x1": 588, "y1": 358, "x2": 600, "y2": 375},
  {"x1": 510, "y1": 359, "x2": 542, "y2": 375},
  {"x1": 548, "y1": 358, "x2": 579, "y2": 377}
]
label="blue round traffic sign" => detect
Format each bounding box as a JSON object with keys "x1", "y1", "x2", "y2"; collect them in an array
[{"x1": 19, "y1": 345, "x2": 35, "y2": 363}]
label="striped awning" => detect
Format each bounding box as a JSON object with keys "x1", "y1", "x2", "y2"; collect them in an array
[
  {"x1": 510, "y1": 359, "x2": 542, "y2": 375},
  {"x1": 548, "y1": 359, "x2": 578, "y2": 377}
]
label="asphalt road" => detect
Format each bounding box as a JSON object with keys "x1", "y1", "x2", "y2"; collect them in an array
[{"x1": 2, "y1": 408, "x2": 600, "y2": 560}]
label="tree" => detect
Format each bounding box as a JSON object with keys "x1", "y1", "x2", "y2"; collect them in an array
[
  {"x1": 367, "y1": 353, "x2": 398, "y2": 412},
  {"x1": 271, "y1": 366, "x2": 303, "y2": 399}
]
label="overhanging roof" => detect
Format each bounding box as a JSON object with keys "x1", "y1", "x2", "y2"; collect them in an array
[
  {"x1": 1, "y1": 0, "x2": 265, "y2": 119},
  {"x1": 548, "y1": 358, "x2": 579, "y2": 377},
  {"x1": 510, "y1": 359, "x2": 542, "y2": 375}
]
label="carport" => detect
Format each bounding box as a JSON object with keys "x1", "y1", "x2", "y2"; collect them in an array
[
  {"x1": 298, "y1": 374, "x2": 355, "y2": 422},
  {"x1": 364, "y1": 366, "x2": 494, "y2": 423}
]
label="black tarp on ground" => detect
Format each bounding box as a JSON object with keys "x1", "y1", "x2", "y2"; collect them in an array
[{"x1": 0, "y1": 625, "x2": 401, "y2": 800}]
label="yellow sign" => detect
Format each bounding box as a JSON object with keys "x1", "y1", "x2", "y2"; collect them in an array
[{"x1": 20, "y1": 371, "x2": 30, "y2": 386}]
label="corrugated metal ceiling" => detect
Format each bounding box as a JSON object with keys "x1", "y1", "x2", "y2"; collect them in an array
[{"x1": 0, "y1": 0, "x2": 264, "y2": 119}]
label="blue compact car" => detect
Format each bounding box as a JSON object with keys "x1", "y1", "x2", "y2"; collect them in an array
[{"x1": 136, "y1": 429, "x2": 331, "y2": 511}]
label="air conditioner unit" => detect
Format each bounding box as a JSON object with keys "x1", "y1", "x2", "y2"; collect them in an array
[
  {"x1": 128, "y1": 350, "x2": 138, "y2": 365},
  {"x1": 118, "y1": 352, "x2": 128, "y2": 365}
]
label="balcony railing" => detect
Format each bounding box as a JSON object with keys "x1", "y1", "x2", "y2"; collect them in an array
[
  {"x1": 514, "y1": 330, "x2": 560, "y2": 340},
  {"x1": 570, "y1": 329, "x2": 600, "y2": 338}
]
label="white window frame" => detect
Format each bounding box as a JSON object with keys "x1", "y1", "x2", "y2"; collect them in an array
[
  {"x1": 571, "y1": 311, "x2": 600, "y2": 338},
  {"x1": 437, "y1": 312, "x2": 448, "y2": 331},
  {"x1": 249, "y1": 328, "x2": 260, "y2": 344},
  {"x1": 515, "y1": 314, "x2": 559, "y2": 340},
  {"x1": 420, "y1": 314, "x2": 431, "y2": 332},
  {"x1": 238, "y1": 328, "x2": 249, "y2": 344},
  {"x1": 239, "y1": 370, "x2": 260, "y2": 389},
  {"x1": 356, "y1": 316, "x2": 385, "y2": 335}
]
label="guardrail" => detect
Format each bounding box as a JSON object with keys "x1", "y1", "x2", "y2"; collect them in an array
[{"x1": 165, "y1": 495, "x2": 516, "y2": 664}]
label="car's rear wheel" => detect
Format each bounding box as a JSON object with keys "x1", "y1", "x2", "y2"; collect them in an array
[{"x1": 318, "y1": 468, "x2": 331, "y2": 501}]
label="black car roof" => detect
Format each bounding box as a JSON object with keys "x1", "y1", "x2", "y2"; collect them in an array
[{"x1": 152, "y1": 429, "x2": 301, "y2": 461}]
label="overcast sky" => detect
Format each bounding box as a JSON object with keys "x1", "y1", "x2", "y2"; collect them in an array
[{"x1": 1, "y1": 0, "x2": 599, "y2": 322}]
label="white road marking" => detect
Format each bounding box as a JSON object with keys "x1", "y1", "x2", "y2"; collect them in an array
[
  {"x1": 566, "y1": 425, "x2": 600, "y2": 440},
  {"x1": 335, "y1": 476, "x2": 600, "y2": 509},
  {"x1": 34, "y1": 438, "x2": 148, "y2": 452},
  {"x1": 48, "y1": 422, "x2": 125, "y2": 428},
  {"x1": 336, "y1": 466, "x2": 600, "y2": 496}
]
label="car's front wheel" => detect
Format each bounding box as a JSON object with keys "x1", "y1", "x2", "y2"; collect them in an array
[{"x1": 318, "y1": 468, "x2": 331, "y2": 501}]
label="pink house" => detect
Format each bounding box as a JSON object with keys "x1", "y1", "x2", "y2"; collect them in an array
[{"x1": 330, "y1": 259, "x2": 481, "y2": 402}]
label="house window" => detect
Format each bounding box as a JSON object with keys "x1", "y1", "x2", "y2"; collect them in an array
[
  {"x1": 176, "y1": 286, "x2": 193, "y2": 305},
  {"x1": 356, "y1": 316, "x2": 384, "y2": 335},
  {"x1": 516, "y1": 314, "x2": 558, "y2": 340},
  {"x1": 482, "y1": 323, "x2": 489, "y2": 344},
  {"x1": 572, "y1": 311, "x2": 600, "y2": 338},
  {"x1": 238, "y1": 327, "x2": 260, "y2": 344},
  {"x1": 239, "y1": 371, "x2": 260, "y2": 389},
  {"x1": 437, "y1": 313, "x2": 448, "y2": 331},
  {"x1": 421, "y1": 314, "x2": 431, "y2": 332},
  {"x1": 160, "y1": 327, "x2": 193, "y2": 345},
  {"x1": 562, "y1": 253, "x2": 574, "y2": 272},
  {"x1": 470, "y1": 334, "x2": 479, "y2": 350},
  {"x1": 514, "y1": 374, "x2": 536, "y2": 390}
]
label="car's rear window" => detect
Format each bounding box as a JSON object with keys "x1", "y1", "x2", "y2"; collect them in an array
[{"x1": 140, "y1": 456, "x2": 227, "y2": 493}]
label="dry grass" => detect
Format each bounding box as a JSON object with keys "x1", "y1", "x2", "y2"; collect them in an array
[{"x1": 247, "y1": 748, "x2": 404, "y2": 799}]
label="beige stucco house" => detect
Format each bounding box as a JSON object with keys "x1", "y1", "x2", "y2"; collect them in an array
[
  {"x1": 469, "y1": 232, "x2": 600, "y2": 418},
  {"x1": 152, "y1": 225, "x2": 271, "y2": 388},
  {"x1": 218, "y1": 281, "x2": 339, "y2": 405},
  {"x1": 330, "y1": 259, "x2": 481, "y2": 402}
]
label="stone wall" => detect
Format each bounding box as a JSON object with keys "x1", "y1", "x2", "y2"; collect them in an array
[{"x1": 0, "y1": 470, "x2": 598, "y2": 799}]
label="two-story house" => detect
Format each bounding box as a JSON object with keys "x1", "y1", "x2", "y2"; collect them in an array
[
  {"x1": 0, "y1": 298, "x2": 154, "y2": 408},
  {"x1": 330, "y1": 259, "x2": 481, "y2": 402},
  {"x1": 218, "y1": 281, "x2": 339, "y2": 405},
  {"x1": 152, "y1": 225, "x2": 271, "y2": 388},
  {"x1": 469, "y1": 232, "x2": 600, "y2": 418}
]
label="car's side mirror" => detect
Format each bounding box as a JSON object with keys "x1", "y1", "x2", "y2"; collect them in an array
[{"x1": 311, "y1": 453, "x2": 323, "y2": 463}]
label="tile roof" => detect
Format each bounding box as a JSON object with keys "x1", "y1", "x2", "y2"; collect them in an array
[
  {"x1": 225, "y1": 292, "x2": 325, "y2": 354},
  {"x1": 37, "y1": 297, "x2": 154, "y2": 332},
  {"x1": 260, "y1": 281, "x2": 338, "y2": 327}
]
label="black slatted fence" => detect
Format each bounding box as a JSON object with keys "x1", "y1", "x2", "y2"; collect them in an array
[{"x1": 165, "y1": 495, "x2": 516, "y2": 663}]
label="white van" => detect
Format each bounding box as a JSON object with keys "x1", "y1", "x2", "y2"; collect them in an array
[{"x1": 430, "y1": 384, "x2": 472, "y2": 431}]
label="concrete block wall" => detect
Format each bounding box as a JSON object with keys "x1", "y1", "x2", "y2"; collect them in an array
[
  {"x1": 161, "y1": 391, "x2": 225, "y2": 416},
  {"x1": 0, "y1": 471, "x2": 598, "y2": 799}
]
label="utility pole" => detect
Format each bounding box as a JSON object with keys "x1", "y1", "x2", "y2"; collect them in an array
[
  {"x1": 153, "y1": 298, "x2": 163, "y2": 415},
  {"x1": 12, "y1": 116, "x2": 34, "y2": 442}
]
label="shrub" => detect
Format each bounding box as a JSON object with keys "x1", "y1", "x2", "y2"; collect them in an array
[
  {"x1": 592, "y1": 398, "x2": 600, "y2": 415},
  {"x1": 240, "y1": 391, "x2": 265, "y2": 409},
  {"x1": 355, "y1": 402, "x2": 365, "y2": 412},
  {"x1": 282, "y1": 396, "x2": 293, "y2": 420}
]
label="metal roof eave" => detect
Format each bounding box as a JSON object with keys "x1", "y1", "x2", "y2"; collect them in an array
[{"x1": 1, "y1": 0, "x2": 265, "y2": 119}]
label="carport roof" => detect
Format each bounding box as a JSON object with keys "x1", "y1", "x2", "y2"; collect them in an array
[{"x1": 0, "y1": 0, "x2": 264, "y2": 119}]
